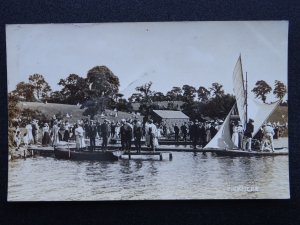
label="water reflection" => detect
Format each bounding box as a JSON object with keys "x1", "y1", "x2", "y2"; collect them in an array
[{"x1": 8, "y1": 152, "x2": 289, "y2": 201}]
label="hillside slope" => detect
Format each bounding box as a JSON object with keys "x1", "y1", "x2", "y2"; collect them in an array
[{"x1": 18, "y1": 102, "x2": 143, "y2": 123}]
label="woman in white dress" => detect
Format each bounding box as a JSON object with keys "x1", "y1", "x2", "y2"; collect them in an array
[
  {"x1": 231, "y1": 124, "x2": 239, "y2": 147},
  {"x1": 25, "y1": 122, "x2": 33, "y2": 144},
  {"x1": 51, "y1": 122, "x2": 60, "y2": 146},
  {"x1": 75, "y1": 124, "x2": 85, "y2": 150}
]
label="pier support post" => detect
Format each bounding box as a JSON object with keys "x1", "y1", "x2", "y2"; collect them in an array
[
  {"x1": 129, "y1": 152, "x2": 131, "y2": 160},
  {"x1": 169, "y1": 153, "x2": 173, "y2": 161},
  {"x1": 159, "y1": 153, "x2": 163, "y2": 161}
]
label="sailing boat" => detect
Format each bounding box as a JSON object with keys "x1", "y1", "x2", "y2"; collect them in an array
[{"x1": 203, "y1": 56, "x2": 287, "y2": 156}]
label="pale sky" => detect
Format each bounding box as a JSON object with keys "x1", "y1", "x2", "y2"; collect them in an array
[{"x1": 6, "y1": 21, "x2": 288, "y2": 100}]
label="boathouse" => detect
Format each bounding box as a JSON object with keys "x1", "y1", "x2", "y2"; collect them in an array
[{"x1": 151, "y1": 110, "x2": 189, "y2": 127}]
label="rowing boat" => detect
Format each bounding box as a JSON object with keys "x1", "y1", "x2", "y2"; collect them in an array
[{"x1": 54, "y1": 147, "x2": 118, "y2": 161}]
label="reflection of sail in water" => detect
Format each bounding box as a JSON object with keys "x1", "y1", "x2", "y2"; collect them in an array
[{"x1": 204, "y1": 56, "x2": 279, "y2": 149}]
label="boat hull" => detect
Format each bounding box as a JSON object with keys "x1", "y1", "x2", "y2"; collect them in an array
[
  {"x1": 54, "y1": 147, "x2": 119, "y2": 161},
  {"x1": 213, "y1": 149, "x2": 288, "y2": 157}
]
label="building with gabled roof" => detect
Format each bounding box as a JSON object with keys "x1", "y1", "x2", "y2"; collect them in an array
[{"x1": 151, "y1": 110, "x2": 189, "y2": 127}]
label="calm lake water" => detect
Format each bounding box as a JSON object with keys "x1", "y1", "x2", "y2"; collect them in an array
[{"x1": 8, "y1": 138, "x2": 289, "y2": 201}]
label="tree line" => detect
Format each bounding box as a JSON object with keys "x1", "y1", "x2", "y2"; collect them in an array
[{"x1": 10, "y1": 65, "x2": 287, "y2": 121}]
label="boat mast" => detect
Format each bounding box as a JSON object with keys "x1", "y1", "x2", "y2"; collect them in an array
[{"x1": 245, "y1": 72, "x2": 248, "y2": 124}]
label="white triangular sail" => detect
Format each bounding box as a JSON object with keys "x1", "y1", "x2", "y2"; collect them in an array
[
  {"x1": 204, "y1": 106, "x2": 236, "y2": 149},
  {"x1": 248, "y1": 99, "x2": 280, "y2": 136},
  {"x1": 232, "y1": 55, "x2": 247, "y2": 128}
]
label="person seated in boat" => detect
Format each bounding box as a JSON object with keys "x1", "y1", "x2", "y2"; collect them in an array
[
  {"x1": 243, "y1": 119, "x2": 254, "y2": 151},
  {"x1": 261, "y1": 122, "x2": 275, "y2": 152},
  {"x1": 253, "y1": 126, "x2": 264, "y2": 151}
]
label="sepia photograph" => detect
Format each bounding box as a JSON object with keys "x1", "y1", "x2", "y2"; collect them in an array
[{"x1": 6, "y1": 21, "x2": 289, "y2": 201}]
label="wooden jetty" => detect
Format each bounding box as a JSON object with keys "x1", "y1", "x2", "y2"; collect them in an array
[
  {"x1": 28, "y1": 144, "x2": 288, "y2": 159},
  {"x1": 120, "y1": 151, "x2": 173, "y2": 161}
]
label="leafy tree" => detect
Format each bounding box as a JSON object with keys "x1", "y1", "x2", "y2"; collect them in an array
[
  {"x1": 203, "y1": 94, "x2": 235, "y2": 118},
  {"x1": 12, "y1": 81, "x2": 35, "y2": 101},
  {"x1": 197, "y1": 86, "x2": 210, "y2": 102},
  {"x1": 28, "y1": 74, "x2": 52, "y2": 100},
  {"x1": 115, "y1": 93, "x2": 124, "y2": 102},
  {"x1": 251, "y1": 80, "x2": 272, "y2": 103},
  {"x1": 273, "y1": 80, "x2": 287, "y2": 100},
  {"x1": 152, "y1": 92, "x2": 166, "y2": 102},
  {"x1": 166, "y1": 86, "x2": 183, "y2": 101},
  {"x1": 83, "y1": 66, "x2": 120, "y2": 118},
  {"x1": 209, "y1": 83, "x2": 224, "y2": 98},
  {"x1": 8, "y1": 92, "x2": 20, "y2": 126},
  {"x1": 86, "y1": 66, "x2": 120, "y2": 99},
  {"x1": 135, "y1": 81, "x2": 153, "y2": 103},
  {"x1": 128, "y1": 93, "x2": 143, "y2": 103},
  {"x1": 48, "y1": 91, "x2": 65, "y2": 103},
  {"x1": 182, "y1": 85, "x2": 196, "y2": 103},
  {"x1": 116, "y1": 98, "x2": 133, "y2": 112},
  {"x1": 58, "y1": 74, "x2": 88, "y2": 104}
]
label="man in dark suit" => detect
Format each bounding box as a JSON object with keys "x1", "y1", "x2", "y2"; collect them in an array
[
  {"x1": 100, "y1": 119, "x2": 109, "y2": 150},
  {"x1": 174, "y1": 123, "x2": 180, "y2": 142},
  {"x1": 89, "y1": 120, "x2": 98, "y2": 151},
  {"x1": 181, "y1": 122, "x2": 188, "y2": 142},
  {"x1": 190, "y1": 120, "x2": 200, "y2": 149},
  {"x1": 243, "y1": 119, "x2": 254, "y2": 151}
]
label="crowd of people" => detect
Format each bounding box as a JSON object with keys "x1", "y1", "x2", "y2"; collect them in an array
[
  {"x1": 230, "y1": 119, "x2": 287, "y2": 152},
  {"x1": 12, "y1": 113, "x2": 287, "y2": 153}
]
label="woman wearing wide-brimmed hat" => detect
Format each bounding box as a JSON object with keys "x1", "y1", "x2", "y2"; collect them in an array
[{"x1": 42, "y1": 123, "x2": 51, "y2": 146}]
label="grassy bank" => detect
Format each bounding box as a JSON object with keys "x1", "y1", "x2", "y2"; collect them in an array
[{"x1": 17, "y1": 102, "x2": 143, "y2": 123}]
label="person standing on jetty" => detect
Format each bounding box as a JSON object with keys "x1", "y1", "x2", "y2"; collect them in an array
[
  {"x1": 25, "y1": 122, "x2": 33, "y2": 145},
  {"x1": 100, "y1": 119, "x2": 109, "y2": 150},
  {"x1": 89, "y1": 120, "x2": 98, "y2": 151},
  {"x1": 51, "y1": 121, "x2": 60, "y2": 146},
  {"x1": 32, "y1": 120, "x2": 39, "y2": 144},
  {"x1": 199, "y1": 122, "x2": 206, "y2": 147},
  {"x1": 174, "y1": 123, "x2": 179, "y2": 142},
  {"x1": 148, "y1": 119, "x2": 158, "y2": 151},
  {"x1": 181, "y1": 122, "x2": 188, "y2": 142},
  {"x1": 75, "y1": 123, "x2": 85, "y2": 150},
  {"x1": 243, "y1": 119, "x2": 254, "y2": 151},
  {"x1": 42, "y1": 123, "x2": 51, "y2": 146},
  {"x1": 133, "y1": 120, "x2": 143, "y2": 153},
  {"x1": 190, "y1": 119, "x2": 200, "y2": 149}
]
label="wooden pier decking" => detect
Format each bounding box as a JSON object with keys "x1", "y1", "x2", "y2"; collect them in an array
[
  {"x1": 28, "y1": 143, "x2": 288, "y2": 159},
  {"x1": 120, "y1": 151, "x2": 173, "y2": 161}
]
